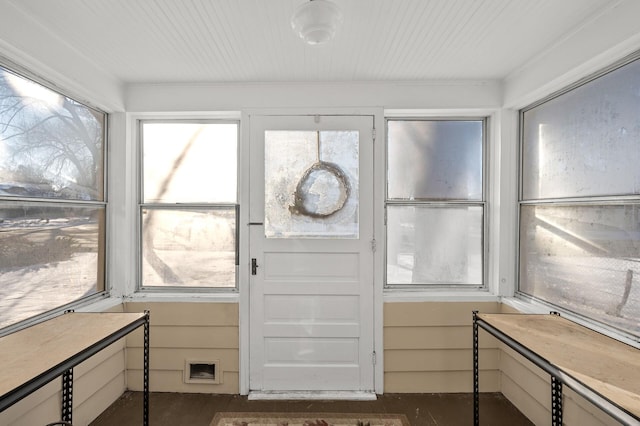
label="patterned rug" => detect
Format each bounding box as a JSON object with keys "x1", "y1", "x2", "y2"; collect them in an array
[{"x1": 210, "y1": 412, "x2": 410, "y2": 426}]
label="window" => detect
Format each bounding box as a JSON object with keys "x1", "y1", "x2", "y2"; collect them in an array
[
  {"x1": 385, "y1": 119, "x2": 485, "y2": 287},
  {"x1": 139, "y1": 121, "x2": 238, "y2": 289},
  {"x1": 519, "y1": 55, "x2": 640, "y2": 338},
  {"x1": 0, "y1": 65, "x2": 106, "y2": 329}
]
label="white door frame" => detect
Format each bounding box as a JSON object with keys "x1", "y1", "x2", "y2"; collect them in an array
[{"x1": 238, "y1": 107, "x2": 385, "y2": 395}]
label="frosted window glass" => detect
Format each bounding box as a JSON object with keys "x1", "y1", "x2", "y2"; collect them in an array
[
  {"x1": 520, "y1": 204, "x2": 640, "y2": 336},
  {"x1": 387, "y1": 120, "x2": 483, "y2": 200},
  {"x1": 522, "y1": 58, "x2": 640, "y2": 199},
  {"x1": 264, "y1": 131, "x2": 359, "y2": 239},
  {"x1": 386, "y1": 205, "x2": 483, "y2": 285},
  {"x1": 141, "y1": 208, "x2": 236, "y2": 287},
  {"x1": 142, "y1": 122, "x2": 237, "y2": 203}
]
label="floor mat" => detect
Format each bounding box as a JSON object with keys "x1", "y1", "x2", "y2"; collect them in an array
[{"x1": 210, "y1": 412, "x2": 410, "y2": 426}]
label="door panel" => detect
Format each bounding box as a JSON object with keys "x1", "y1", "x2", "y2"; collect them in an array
[
  {"x1": 264, "y1": 252, "x2": 359, "y2": 280},
  {"x1": 249, "y1": 115, "x2": 374, "y2": 392}
]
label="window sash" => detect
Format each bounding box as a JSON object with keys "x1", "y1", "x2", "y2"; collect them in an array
[
  {"x1": 140, "y1": 120, "x2": 238, "y2": 204},
  {"x1": 0, "y1": 65, "x2": 106, "y2": 202},
  {"x1": 138, "y1": 204, "x2": 239, "y2": 290},
  {"x1": 385, "y1": 202, "x2": 484, "y2": 287},
  {"x1": 386, "y1": 118, "x2": 485, "y2": 202},
  {"x1": 517, "y1": 52, "x2": 640, "y2": 339},
  {"x1": 384, "y1": 117, "x2": 487, "y2": 289},
  {"x1": 0, "y1": 63, "x2": 107, "y2": 330},
  {"x1": 138, "y1": 119, "x2": 240, "y2": 291},
  {"x1": 520, "y1": 57, "x2": 640, "y2": 201}
]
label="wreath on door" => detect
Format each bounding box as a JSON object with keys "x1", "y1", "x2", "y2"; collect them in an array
[
  {"x1": 289, "y1": 160, "x2": 350, "y2": 218},
  {"x1": 288, "y1": 131, "x2": 351, "y2": 219}
]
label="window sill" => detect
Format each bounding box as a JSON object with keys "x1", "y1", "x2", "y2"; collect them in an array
[
  {"x1": 75, "y1": 296, "x2": 125, "y2": 312},
  {"x1": 383, "y1": 288, "x2": 499, "y2": 303},
  {"x1": 125, "y1": 291, "x2": 239, "y2": 303}
]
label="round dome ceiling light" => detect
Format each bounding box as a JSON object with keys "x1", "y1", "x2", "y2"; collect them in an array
[{"x1": 291, "y1": 0, "x2": 343, "y2": 45}]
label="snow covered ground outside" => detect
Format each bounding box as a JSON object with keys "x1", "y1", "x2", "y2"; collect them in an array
[{"x1": 0, "y1": 252, "x2": 96, "y2": 328}]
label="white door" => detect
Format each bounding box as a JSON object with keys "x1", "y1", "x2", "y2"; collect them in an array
[{"x1": 249, "y1": 115, "x2": 375, "y2": 392}]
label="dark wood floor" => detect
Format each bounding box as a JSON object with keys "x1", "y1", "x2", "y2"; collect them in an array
[{"x1": 90, "y1": 391, "x2": 534, "y2": 425}]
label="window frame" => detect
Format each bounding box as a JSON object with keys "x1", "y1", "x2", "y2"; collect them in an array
[
  {"x1": 137, "y1": 119, "x2": 240, "y2": 292},
  {"x1": 0, "y1": 63, "x2": 108, "y2": 333},
  {"x1": 384, "y1": 117, "x2": 488, "y2": 290},
  {"x1": 516, "y1": 51, "x2": 640, "y2": 341}
]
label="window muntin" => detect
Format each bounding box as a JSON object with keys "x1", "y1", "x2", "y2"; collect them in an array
[
  {"x1": 140, "y1": 121, "x2": 238, "y2": 289},
  {"x1": 0, "y1": 65, "x2": 106, "y2": 329},
  {"x1": 519, "y1": 55, "x2": 640, "y2": 338},
  {"x1": 385, "y1": 119, "x2": 485, "y2": 288}
]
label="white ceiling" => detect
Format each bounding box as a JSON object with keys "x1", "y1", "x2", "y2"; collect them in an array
[{"x1": 2, "y1": 0, "x2": 616, "y2": 85}]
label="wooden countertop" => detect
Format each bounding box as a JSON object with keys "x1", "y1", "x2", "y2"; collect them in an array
[
  {"x1": 0, "y1": 312, "x2": 146, "y2": 401},
  {"x1": 477, "y1": 313, "x2": 640, "y2": 419}
]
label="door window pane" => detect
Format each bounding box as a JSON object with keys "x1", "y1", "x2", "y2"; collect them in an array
[
  {"x1": 264, "y1": 130, "x2": 359, "y2": 238},
  {"x1": 387, "y1": 205, "x2": 483, "y2": 285},
  {"x1": 387, "y1": 120, "x2": 483, "y2": 200},
  {"x1": 142, "y1": 122, "x2": 237, "y2": 203},
  {"x1": 522, "y1": 58, "x2": 640, "y2": 200},
  {"x1": 0, "y1": 203, "x2": 105, "y2": 328},
  {"x1": 520, "y1": 204, "x2": 640, "y2": 336},
  {"x1": 0, "y1": 67, "x2": 105, "y2": 201},
  {"x1": 141, "y1": 208, "x2": 236, "y2": 287}
]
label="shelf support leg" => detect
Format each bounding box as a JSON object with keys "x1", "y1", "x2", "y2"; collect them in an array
[
  {"x1": 61, "y1": 367, "x2": 73, "y2": 423},
  {"x1": 551, "y1": 375, "x2": 563, "y2": 426},
  {"x1": 143, "y1": 310, "x2": 150, "y2": 426},
  {"x1": 473, "y1": 310, "x2": 479, "y2": 426}
]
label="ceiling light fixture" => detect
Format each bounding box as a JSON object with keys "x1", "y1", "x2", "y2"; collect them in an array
[{"x1": 291, "y1": 0, "x2": 343, "y2": 46}]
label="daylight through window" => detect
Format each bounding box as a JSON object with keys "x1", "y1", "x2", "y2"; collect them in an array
[
  {"x1": 140, "y1": 121, "x2": 239, "y2": 289},
  {"x1": 519, "y1": 56, "x2": 640, "y2": 337},
  {"x1": 0, "y1": 65, "x2": 106, "y2": 329},
  {"x1": 385, "y1": 119, "x2": 485, "y2": 287}
]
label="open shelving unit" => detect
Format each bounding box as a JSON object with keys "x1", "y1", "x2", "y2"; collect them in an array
[
  {"x1": 0, "y1": 311, "x2": 150, "y2": 426},
  {"x1": 473, "y1": 311, "x2": 640, "y2": 426}
]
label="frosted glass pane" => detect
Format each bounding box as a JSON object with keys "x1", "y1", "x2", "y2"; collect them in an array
[
  {"x1": 387, "y1": 120, "x2": 483, "y2": 200},
  {"x1": 142, "y1": 122, "x2": 237, "y2": 203},
  {"x1": 522, "y1": 58, "x2": 640, "y2": 199},
  {"x1": 0, "y1": 67, "x2": 105, "y2": 201},
  {"x1": 141, "y1": 208, "x2": 236, "y2": 287},
  {"x1": 520, "y1": 204, "x2": 640, "y2": 336},
  {"x1": 264, "y1": 131, "x2": 359, "y2": 239},
  {"x1": 0, "y1": 203, "x2": 104, "y2": 328},
  {"x1": 386, "y1": 205, "x2": 483, "y2": 285}
]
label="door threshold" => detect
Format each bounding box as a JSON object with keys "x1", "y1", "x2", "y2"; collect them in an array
[{"x1": 248, "y1": 391, "x2": 377, "y2": 401}]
